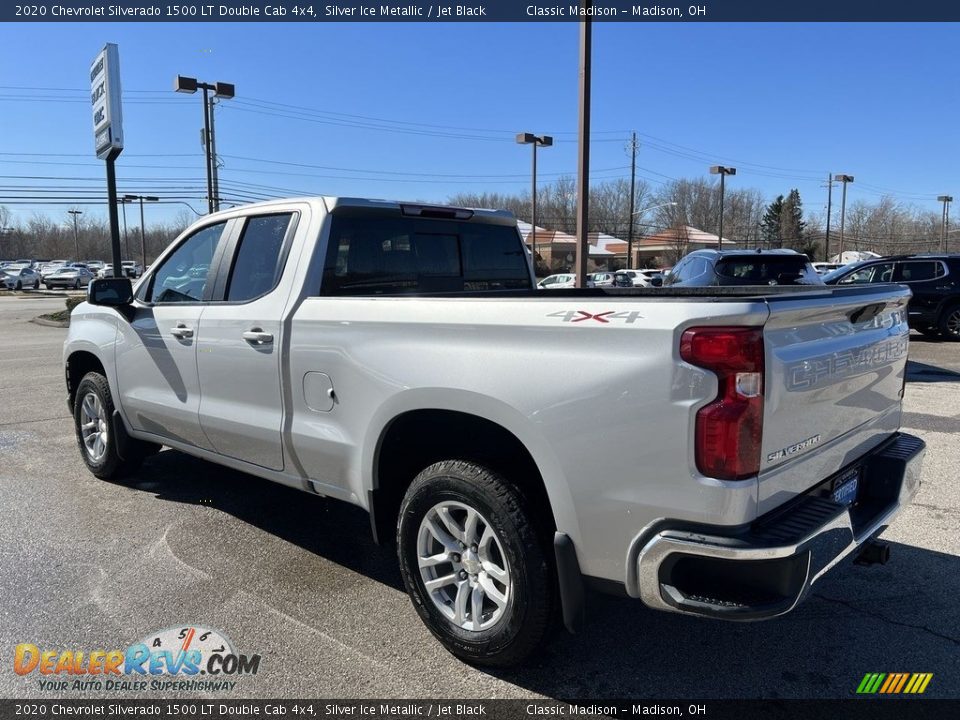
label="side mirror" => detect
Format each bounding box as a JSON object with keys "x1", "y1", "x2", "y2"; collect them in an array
[
  {"x1": 88, "y1": 277, "x2": 133, "y2": 307},
  {"x1": 650, "y1": 276, "x2": 663, "y2": 287}
]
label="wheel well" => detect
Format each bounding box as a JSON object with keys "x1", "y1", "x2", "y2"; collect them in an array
[
  {"x1": 66, "y1": 351, "x2": 106, "y2": 408},
  {"x1": 372, "y1": 410, "x2": 556, "y2": 545}
]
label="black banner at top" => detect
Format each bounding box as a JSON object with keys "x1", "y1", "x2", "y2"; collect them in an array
[{"x1": 6, "y1": 1, "x2": 960, "y2": 23}]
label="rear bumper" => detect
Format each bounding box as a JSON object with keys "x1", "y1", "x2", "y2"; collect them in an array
[{"x1": 636, "y1": 432, "x2": 925, "y2": 620}]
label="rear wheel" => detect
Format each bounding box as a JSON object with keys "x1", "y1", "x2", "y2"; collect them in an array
[
  {"x1": 33, "y1": 279, "x2": 40, "y2": 289},
  {"x1": 938, "y1": 304, "x2": 960, "y2": 341},
  {"x1": 73, "y1": 372, "x2": 158, "y2": 480},
  {"x1": 73, "y1": 279, "x2": 80, "y2": 289},
  {"x1": 15, "y1": 280, "x2": 22, "y2": 290},
  {"x1": 397, "y1": 460, "x2": 556, "y2": 667}
]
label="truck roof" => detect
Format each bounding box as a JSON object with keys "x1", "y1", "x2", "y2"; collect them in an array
[{"x1": 208, "y1": 196, "x2": 518, "y2": 227}]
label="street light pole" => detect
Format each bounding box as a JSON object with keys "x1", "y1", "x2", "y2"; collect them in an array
[
  {"x1": 67, "y1": 209, "x2": 82, "y2": 259},
  {"x1": 515, "y1": 132, "x2": 553, "y2": 274},
  {"x1": 574, "y1": 2, "x2": 592, "y2": 289},
  {"x1": 938, "y1": 195, "x2": 953, "y2": 252},
  {"x1": 119, "y1": 198, "x2": 130, "y2": 259},
  {"x1": 709, "y1": 166, "x2": 736, "y2": 250},
  {"x1": 124, "y1": 194, "x2": 159, "y2": 272},
  {"x1": 835, "y1": 174, "x2": 854, "y2": 258},
  {"x1": 175, "y1": 76, "x2": 235, "y2": 214}
]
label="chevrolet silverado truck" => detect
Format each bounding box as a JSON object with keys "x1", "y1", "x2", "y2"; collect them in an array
[{"x1": 65, "y1": 197, "x2": 925, "y2": 666}]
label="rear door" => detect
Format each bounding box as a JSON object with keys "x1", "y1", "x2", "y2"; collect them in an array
[
  {"x1": 196, "y1": 211, "x2": 299, "y2": 471},
  {"x1": 894, "y1": 259, "x2": 950, "y2": 323},
  {"x1": 757, "y1": 285, "x2": 911, "y2": 514}
]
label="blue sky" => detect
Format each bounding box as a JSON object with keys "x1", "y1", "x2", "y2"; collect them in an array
[{"x1": 1, "y1": 22, "x2": 958, "y2": 227}]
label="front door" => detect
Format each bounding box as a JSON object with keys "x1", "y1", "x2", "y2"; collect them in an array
[{"x1": 115, "y1": 220, "x2": 229, "y2": 449}]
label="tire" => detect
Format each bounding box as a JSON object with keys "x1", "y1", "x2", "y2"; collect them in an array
[
  {"x1": 15, "y1": 281, "x2": 22, "y2": 291},
  {"x1": 33, "y1": 280, "x2": 40, "y2": 289},
  {"x1": 937, "y1": 304, "x2": 960, "y2": 341},
  {"x1": 397, "y1": 460, "x2": 556, "y2": 667},
  {"x1": 917, "y1": 326, "x2": 941, "y2": 339},
  {"x1": 73, "y1": 372, "x2": 157, "y2": 480},
  {"x1": 73, "y1": 279, "x2": 80, "y2": 289}
]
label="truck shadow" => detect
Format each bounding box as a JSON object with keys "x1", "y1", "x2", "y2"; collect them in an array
[
  {"x1": 125, "y1": 449, "x2": 960, "y2": 698},
  {"x1": 906, "y1": 360, "x2": 960, "y2": 383}
]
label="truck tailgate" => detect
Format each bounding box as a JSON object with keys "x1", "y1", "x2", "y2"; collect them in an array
[{"x1": 758, "y1": 285, "x2": 911, "y2": 515}]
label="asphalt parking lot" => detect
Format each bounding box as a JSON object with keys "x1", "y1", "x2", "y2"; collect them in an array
[{"x1": 0, "y1": 295, "x2": 958, "y2": 700}]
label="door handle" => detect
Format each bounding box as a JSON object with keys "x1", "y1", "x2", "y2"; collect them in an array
[
  {"x1": 242, "y1": 328, "x2": 273, "y2": 345},
  {"x1": 170, "y1": 323, "x2": 194, "y2": 339}
]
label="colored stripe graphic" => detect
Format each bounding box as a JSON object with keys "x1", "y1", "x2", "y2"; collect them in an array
[{"x1": 857, "y1": 672, "x2": 932, "y2": 694}]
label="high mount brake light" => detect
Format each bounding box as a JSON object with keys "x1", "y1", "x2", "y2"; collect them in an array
[{"x1": 680, "y1": 327, "x2": 764, "y2": 480}]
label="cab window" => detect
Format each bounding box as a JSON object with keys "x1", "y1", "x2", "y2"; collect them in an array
[
  {"x1": 224, "y1": 213, "x2": 295, "y2": 302},
  {"x1": 146, "y1": 222, "x2": 227, "y2": 303},
  {"x1": 895, "y1": 261, "x2": 943, "y2": 282}
]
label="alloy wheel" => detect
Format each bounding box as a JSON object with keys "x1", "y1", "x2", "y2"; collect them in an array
[{"x1": 80, "y1": 392, "x2": 108, "y2": 463}]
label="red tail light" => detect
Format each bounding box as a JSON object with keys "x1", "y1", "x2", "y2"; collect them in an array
[{"x1": 680, "y1": 327, "x2": 764, "y2": 480}]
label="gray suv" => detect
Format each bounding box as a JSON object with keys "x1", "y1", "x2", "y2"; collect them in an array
[{"x1": 662, "y1": 249, "x2": 823, "y2": 287}]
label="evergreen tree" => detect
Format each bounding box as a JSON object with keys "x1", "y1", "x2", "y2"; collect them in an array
[
  {"x1": 780, "y1": 189, "x2": 806, "y2": 248},
  {"x1": 761, "y1": 195, "x2": 784, "y2": 248}
]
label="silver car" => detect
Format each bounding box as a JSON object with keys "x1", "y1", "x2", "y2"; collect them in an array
[
  {"x1": 44, "y1": 264, "x2": 95, "y2": 289},
  {"x1": 1, "y1": 266, "x2": 42, "y2": 290}
]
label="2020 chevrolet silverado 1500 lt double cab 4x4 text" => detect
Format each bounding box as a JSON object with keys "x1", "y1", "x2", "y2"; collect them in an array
[{"x1": 65, "y1": 197, "x2": 925, "y2": 666}]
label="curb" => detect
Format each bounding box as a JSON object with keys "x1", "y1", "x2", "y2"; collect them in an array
[{"x1": 31, "y1": 316, "x2": 70, "y2": 329}]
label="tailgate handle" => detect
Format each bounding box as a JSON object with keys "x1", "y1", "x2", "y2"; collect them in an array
[{"x1": 848, "y1": 302, "x2": 885, "y2": 324}]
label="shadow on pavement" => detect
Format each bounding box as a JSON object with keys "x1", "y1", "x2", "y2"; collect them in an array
[
  {"x1": 121, "y1": 449, "x2": 960, "y2": 698},
  {"x1": 906, "y1": 360, "x2": 960, "y2": 383}
]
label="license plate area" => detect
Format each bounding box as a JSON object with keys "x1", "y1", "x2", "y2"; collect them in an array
[{"x1": 830, "y1": 467, "x2": 860, "y2": 507}]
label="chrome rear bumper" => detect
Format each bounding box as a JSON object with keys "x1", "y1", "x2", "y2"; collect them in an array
[{"x1": 635, "y1": 433, "x2": 925, "y2": 620}]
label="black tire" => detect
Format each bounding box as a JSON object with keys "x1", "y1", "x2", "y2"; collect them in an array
[
  {"x1": 397, "y1": 460, "x2": 556, "y2": 667},
  {"x1": 937, "y1": 304, "x2": 960, "y2": 341},
  {"x1": 15, "y1": 280, "x2": 22, "y2": 290},
  {"x1": 33, "y1": 280, "x2": 40, "y2": 289},
  {"x1": 73, "y1": 279, "x2": 80, "y2": 289},
  {"x1": 73, "y1": 372, "x2": 158, "y2": 480}
]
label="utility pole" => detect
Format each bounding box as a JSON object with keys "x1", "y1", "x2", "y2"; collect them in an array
[
  {"x1": 67, "y1": 209, "x2": 82, "y2": 259},
  {"x1": 119, "y1": 198, "x2": 130, "y2": 259},
  {"x1": 626, "y1": 132, "x2": 639, "y2": 269},
  {"x1": 938, "y1": 196, "x2": 953, "y2": 252},
  {"x1": 835, "y1": 174, "x2": 854, "y2": 258},
  {"x1": 574, "y1": 2, "x2": 592, "y2": 289},
  {"x1": 824, "y1": 173, "x2": 834, "y2": 262},
  {"x1": 124, "y1": 194, "x2": 159, "y2": 272}
]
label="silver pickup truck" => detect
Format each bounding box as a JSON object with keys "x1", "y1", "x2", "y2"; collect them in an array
[{"x1": 65, "y1": 197, "x2": 925, "y2": 666}]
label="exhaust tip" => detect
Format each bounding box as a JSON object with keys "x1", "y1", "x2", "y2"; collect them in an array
[{"x1": 855, "y1": 540, "x2": 891, "y2": 566}]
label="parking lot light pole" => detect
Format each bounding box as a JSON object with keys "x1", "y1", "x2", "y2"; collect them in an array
[
  {"x1": 938, "y1": 195, "x2": 953, "y2": 252},
  {"x1": 67, "y1": 209, "x2": 82, "y2": 259},
  {"x1": 124, "y1": 194, "x2": 159, "y2": 272},
  {"x1": 515, "y1": 133, "x2": 553, "y2": 272},
  {"x1": 835, "y1": 174, "x2": 854, "y2": 258},
  {"x1": 175, "y1": 75, "x2": 235, "y2": 213},
  {"x1": 709, "y1": 166, "x2": 736, "y2": 250}
]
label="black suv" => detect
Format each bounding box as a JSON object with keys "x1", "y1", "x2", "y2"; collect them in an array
[
  {"x1": 659, "y1": 249, "x2": 823, "y2": 287},
  {"x1": 823, "y1": 254, "x2": 960, "y2": 340}
]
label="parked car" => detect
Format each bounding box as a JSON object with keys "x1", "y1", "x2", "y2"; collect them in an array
[
  {"x1": 65, "y1": 197, "x2": 923, "y2": 667},
  {"x1": 45, "y1": 263, "x2": 95, "y2": 289},
  {"x1": 661, "y1": 249, "x2": 823, "y2": 287},
  {"x1": 613, "y1": 268, "x2": 661, "y2": 287},
  {"x1": 812, "y1": 262, "x2": 844, "y2": 275},
  {"x1": 823, "y1": 254, "x2": 960, "y2": 339},
  {"x1": 121, "y1": 260, "x2": 143, "y2": 278},
  {"x1": 98, "y1": 264, "x2": 114, "y2": 279},
  {"x1": 1, "y1": 265, "x2": 42, "y2": 290},
  {"x1": 589, "y1": 272, "x2": 615, "y2": 287},
  {"x1": 538, "y1": 273, "x2": 575, "y2": 289}
]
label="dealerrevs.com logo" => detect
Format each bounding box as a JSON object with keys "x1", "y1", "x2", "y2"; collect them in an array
[{"x1": 14, "y1": 625, "x2": 261, "y2": 692}]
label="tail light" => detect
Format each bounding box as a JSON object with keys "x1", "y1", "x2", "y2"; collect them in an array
[{"x1": 680, "y1": 327, "x2": 764, "y2": 480}]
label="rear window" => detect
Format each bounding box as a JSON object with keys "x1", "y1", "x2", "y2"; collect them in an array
[
  {"x1": 321, "y1": 214, "x2": 530, "y2": 295},
  {"x1": 716, "y1": 256, "x2": 814, "y2": 285}
]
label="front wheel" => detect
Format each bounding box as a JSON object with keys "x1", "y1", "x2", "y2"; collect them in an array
[
  {"x1": 73, "y1": 372, "x2": 157, "y2": 480},
  {"x1": 938, "y1": 305, "x2": 960, "y2": 341},
  {"x1": 73, "y1": 279, "x2": 80, "y2": 289},
  {"x1": 15, "y1": 281, "x2": 22, "y2": 290},
  {"x1": 397, "y1": 460, "x2": 556, "y2": 667},
  {"x1": 33, "y1": 280, "x2": 40, "y2": 289}
]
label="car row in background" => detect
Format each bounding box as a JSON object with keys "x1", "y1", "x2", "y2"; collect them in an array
[
  {"x1": 43, "y1": 263, "x2": 97, "y2": 289},
  {"x1": 0, "y1": 258, "x2": 145, "y2": 291},
  {"x1": 538, "y1": 269, "x2": 664, "y2": 289}
]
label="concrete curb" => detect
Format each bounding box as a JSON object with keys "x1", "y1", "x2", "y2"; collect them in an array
[{"x1": 31, "y1": 316, "x2": 70, "y2": 329}]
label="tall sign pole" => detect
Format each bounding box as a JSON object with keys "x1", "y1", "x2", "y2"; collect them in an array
[{"x1": 90, "y1": 43, "x2": 124, "y2": 277}]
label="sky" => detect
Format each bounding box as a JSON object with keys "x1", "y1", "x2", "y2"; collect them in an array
[{"x1": 1, "y1": 21, "x2": 958, "y2": 229}]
